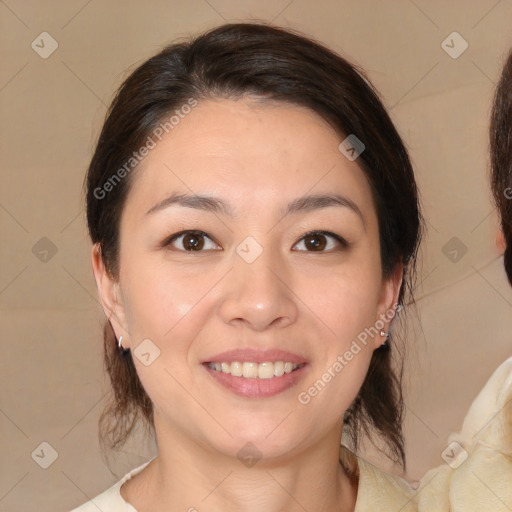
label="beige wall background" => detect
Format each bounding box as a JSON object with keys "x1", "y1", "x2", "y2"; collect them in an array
[{"x1": 1, "y1": 0, "x2": 512, "y2": 510}]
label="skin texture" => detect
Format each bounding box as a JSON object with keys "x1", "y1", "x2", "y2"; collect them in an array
[{"x1": 91, "y1": 98, "x2": 402, "y2": 512}]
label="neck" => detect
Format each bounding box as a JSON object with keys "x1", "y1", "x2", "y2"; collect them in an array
[{"x1": 127, "y1": 414, "x2": 358, "y2": 512}]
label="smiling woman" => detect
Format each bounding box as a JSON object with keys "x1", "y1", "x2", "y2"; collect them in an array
[{"x1": 73, "y1": 22, "x2": 423, "y2": 512}]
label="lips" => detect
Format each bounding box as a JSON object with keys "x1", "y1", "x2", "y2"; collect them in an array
[{"x1": 202, "y1": 348, "x2": 309, "y2": 398}]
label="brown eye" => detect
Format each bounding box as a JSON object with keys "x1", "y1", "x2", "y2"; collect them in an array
[
  {"x1": 304, "y1": 233, "x2": 327, "y2": 251},
  {"x1": 165, "y1": 231, "x2": 220, "y2": 252},
  {"x1": 182, "y1": 232, "x2": 204, "y2": 251},
  {"x1": 293, "y1": 231, "x2": 347, "y2": 252}
]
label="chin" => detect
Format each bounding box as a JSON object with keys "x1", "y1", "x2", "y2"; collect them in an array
[{"x1": 202, "y1": 419, "x2": 311, "y2": 463}]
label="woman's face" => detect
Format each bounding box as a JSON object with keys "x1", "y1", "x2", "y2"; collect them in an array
[{"x1": 94, "y1": 97, "x2": 400, "y2": 461}]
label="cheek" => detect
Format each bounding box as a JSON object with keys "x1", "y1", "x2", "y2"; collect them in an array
[
  {"x1": 120, "y1": 261, "x2": 215, "y2": 406},
  {"x1": 120, "y1": 255, "x2": 211, "y2": 345},
  {"x1": 305, "y1": 261, "x2": 383, "y2": 339},
  {"x1": 297, "y1": 258, "x2": 382, "y2": 408},
  {"x1": 119, "y1": 258, "x2": 218, "y2": 368}
]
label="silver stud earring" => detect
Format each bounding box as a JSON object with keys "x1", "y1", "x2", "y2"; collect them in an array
[{"x1": 117, "y1": 335, "x2": 129, "y2": 354}]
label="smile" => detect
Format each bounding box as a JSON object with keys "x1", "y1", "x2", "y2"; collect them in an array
[{"x1": 206, "y1": 361, "x2": 305, "y2": 379}]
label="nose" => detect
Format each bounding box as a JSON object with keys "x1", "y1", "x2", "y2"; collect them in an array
[{"x1": 218, "y1": 245, "x2": 299, "y2": 332}]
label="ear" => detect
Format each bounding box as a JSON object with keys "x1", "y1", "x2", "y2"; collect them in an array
[
  {"x1": 91, "y1": 243, "x2": 129, "y2": 346},
  {"x1": 373, "y1": 261, "x2": 403, "y2": 349}
]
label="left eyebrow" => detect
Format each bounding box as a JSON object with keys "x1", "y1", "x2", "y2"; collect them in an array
[
  {"x1": 284, "y1": 194, "x2": 364, "y2": 224},
  {"x1": 146, "y1": 192, "x2": 365, "y2": 227}
]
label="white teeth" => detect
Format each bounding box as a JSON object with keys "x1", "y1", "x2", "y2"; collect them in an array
[
  {"x1": 258, "y1": 362, "x2": 274, "y2": 379},
  {"x1": 231, "y1": 361, "x2": 243, "y2": 377},
  {"x1": 274, "y1": 361, "x2": 285, "y2": 377},
  {"x1": 242, "y1": 362, "x2": 259, "y2": 378},
  {"x1": 207, "y1": 360, "x2": 302, "y2": 379}
]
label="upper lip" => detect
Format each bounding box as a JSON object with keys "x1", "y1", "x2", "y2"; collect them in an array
[{"x1": 203, "y1": 348, "x2": 308, "y2": 365}]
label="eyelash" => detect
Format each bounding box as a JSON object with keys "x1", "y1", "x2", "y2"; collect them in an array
[{"x1": 162, "y1": 229, "x2": 349, "y2": 253}]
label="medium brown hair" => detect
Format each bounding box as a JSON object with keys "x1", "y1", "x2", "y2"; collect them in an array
[
  {"x1": 490, "y1": 49, "x2": 512, "y2": 285},
  {"x1": 85, "y1": 22, "x2": 422, "y2": 469}
]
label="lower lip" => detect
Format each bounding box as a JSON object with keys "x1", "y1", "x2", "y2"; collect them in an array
[{"x1": 203, "y1": 364, "x2": 308, "y2": 398}]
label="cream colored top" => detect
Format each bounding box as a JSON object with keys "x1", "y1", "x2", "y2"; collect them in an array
[
  {"x1": 70, "y1": 357, "x2": 512, "y2": 512},
  {"x1": 415, "y1": 356, "x2": 512, "y2": 511}
]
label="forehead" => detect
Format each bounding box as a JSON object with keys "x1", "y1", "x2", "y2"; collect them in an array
[{"x1": 123, "y1": 97, "x2": 376, "y2": 222}]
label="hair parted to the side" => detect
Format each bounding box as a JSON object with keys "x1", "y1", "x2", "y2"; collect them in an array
[
  {"x1": 490, "y1": 49, "x2": 512, "y2": 285},
  {"x1": 85, "y1": 22, "x2": 423, "y2": 470}
]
